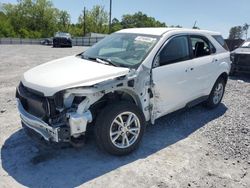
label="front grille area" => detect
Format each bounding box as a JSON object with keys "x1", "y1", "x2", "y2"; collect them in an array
[
  {"x1": 235, "y1": 54, "x2": 250, "y2": 66},
  {"x1": 16, "y1": 83, "x2": 49, "y2": 119}
]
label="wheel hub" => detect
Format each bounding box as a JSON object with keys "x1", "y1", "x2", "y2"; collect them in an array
[
  {"x1": 110, "y1": 112, "x2": 141, "y2": 149},
  {"x1": 213, "y1": 82, "x2": 224, "y2": 104}
]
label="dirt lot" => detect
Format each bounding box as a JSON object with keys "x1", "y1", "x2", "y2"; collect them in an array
[{"x1": 0, "y1": 45, "x2": 249, "y2": 188}]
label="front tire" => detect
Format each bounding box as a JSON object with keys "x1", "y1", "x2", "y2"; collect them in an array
[
  {"x1": 204, "y1": 78, "x2": 226, "y2": 109},
  {"x1": 95, "y1": 102, "x2": 145, "y2": 155}
]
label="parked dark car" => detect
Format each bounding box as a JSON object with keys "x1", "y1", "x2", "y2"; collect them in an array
[
  {"x1": 230, "y1": 40, "x2": 250, "y2": 75},
  {"x1": 40, "y1": 38, "x2": 53, "y2": 45},
  {"x1": 53, "y1": 32, "x2": 72, "y2": 47}
]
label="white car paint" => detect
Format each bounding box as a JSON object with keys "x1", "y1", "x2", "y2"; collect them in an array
[
  {"x1": 152, "y1": 58, "x2": 195, "y2": 117},
  {"x1": 117, "y1": 27, "x2": 220, "y2": 37},
  {"x1": 145, "y1": 29, "x2": 231, "y2": 119},
  {"x1": 21, "y1": 56, "x2": 129, "y2": 96},
  {"x1": 17, "y1": 28, "x2": 231, "y2": 144}
]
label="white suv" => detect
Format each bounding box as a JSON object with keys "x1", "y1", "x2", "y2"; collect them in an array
[{"x1": 16, "y1": 28, "x2": 231, "y2": 155}]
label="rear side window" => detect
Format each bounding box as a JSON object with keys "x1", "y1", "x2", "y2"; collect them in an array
[
  {"x1": 212, "y1": 35, "x2": 229, "y2": 51},
  {"x1": 190, "y1": 36, "x2": 215, "y2": 58},
  {"x1": 159, "y1": 36, "x2": 190, "y2": 65}
]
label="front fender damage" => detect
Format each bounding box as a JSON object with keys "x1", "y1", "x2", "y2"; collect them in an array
[{"x1": 64, "y1": 66, "x2": 153, "y2": 138}]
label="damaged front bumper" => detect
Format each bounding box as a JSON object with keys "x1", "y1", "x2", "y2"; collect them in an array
[
  {"x1": 17, "y1": 99, "x2": 92, "y2": 143},
  {"x1": 17, "y1": 99, "x2": 61, "y2": 142}
]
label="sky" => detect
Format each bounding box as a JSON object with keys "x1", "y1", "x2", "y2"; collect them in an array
[{"x1": 1, "y1": 0, "x2": 250, "y2": 38}]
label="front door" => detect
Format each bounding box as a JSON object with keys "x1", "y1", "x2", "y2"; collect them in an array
[{"x1": 151, "y1": 35, "x2": 194, "y2": 119}]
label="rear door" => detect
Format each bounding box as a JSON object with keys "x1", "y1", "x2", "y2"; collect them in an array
[{"x1": 188, "y1": 35, "x2": 217, "y2": 97}]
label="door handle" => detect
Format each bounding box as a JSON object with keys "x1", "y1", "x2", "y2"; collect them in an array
[
  {"x1": 212, "y1": 58, "x2": 218, "y2": 63},
  {"x1": 185, "y1": 67, "x2": 194, "y2": 72}
]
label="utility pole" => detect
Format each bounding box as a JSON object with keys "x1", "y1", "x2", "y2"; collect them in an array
[
  {"x1": 109, "y1": 0, "x2": 112, "y2": 34},
  {"x1": 83, "y1": 6, "x2": 86, "y2": 36},
  {"x1": 193, "y1": 21, "x2": 197, "y2": 29}
]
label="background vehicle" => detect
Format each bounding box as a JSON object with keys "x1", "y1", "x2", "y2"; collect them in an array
[
  {"x1": 230, "y1": 40, "x2": 250, "y2": 75},
  {"x1": 16, "y1": 28, "x2": 231, "y2": 155},
  {"x1": 40, "y1": 38, "x2": 53, "y2": 45},
  {"x1": 53, "y1": 32, "x2": 72, "y2": 47}
]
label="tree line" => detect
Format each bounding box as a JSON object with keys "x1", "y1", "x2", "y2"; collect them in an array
[
  {"x1": 0, "y1": 0, "x2": 167, "y2": 38},
  {"x1": 228, "y1": 24, "x2": 249, "y2": 40},
  {"x1": 1, "y1": 0, "x2": 248, "y2": 40}
]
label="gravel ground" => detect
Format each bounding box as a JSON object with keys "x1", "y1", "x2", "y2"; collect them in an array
[
  {"x1": 202, "y1": 77, "x2": 250, "y2": 162},
  {"x1": 0, "y1": 45, "x2": 249, "y2": 188}
]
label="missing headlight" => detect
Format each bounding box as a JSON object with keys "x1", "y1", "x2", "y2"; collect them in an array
[
  {"x1": 73, "y1": 96, "x2": 86, "y2": 105},
  {"x1": 54, "y1": 92, "x2": 64, "y2": 109}
]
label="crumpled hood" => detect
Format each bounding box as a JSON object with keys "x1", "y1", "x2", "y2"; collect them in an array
[{"x1": 22, "y1": 56, "x2": 129, "y2": 96}]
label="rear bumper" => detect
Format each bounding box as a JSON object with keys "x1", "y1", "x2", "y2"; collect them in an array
[
  {"x1": 53, "y1": 38, "x2": 72, "y2": 46},
  {"x1": 17, "y1": 99, "x2": 60, "y2": 142}
]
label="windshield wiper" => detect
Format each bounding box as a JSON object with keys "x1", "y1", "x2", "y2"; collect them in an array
[
  {"x1": 81, "y1": 55, "x2": 118, "y2": 67},
  {"x1": 96, "y1": 57, "x2": 118, "y2": 67}
]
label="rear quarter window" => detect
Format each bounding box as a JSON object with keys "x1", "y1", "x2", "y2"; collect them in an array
[{"x1": 212, "y1": 35, "x2": 229, "y2": 51}]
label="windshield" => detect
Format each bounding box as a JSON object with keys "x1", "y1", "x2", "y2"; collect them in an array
[
  {"x1": 82, "y1": 33, "x2": 159, "y2": 68},
  {"x1": 55, "y1": 32, "x2": 71, "y2": 38},
  {"x1": 241, "y1": 41, "x2": 250, "y2": 48}
]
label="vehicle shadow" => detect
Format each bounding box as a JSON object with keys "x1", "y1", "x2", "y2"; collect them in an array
[
  {"x1": 229, "y1": 73, "x2": 250, "y2": 83},
  {"x1": 1, "y1": 104, "x2": 227, "y2": 187}
]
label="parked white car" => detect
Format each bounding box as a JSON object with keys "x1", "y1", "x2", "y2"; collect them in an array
[{"x1": 16, "y1": 28, "x2": 231, "y2": 155}]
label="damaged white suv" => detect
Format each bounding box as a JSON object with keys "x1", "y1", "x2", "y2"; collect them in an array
[{"x1": 16, "y1": 28, "x2": 231, "y2": 155}]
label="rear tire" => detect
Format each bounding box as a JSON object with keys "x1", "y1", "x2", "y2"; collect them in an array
[
  {"x1": 95, "y1": 102, "x2": 145, "y2": 155},
  {"x1": 204, "y1": 78, "x2": 226, "y2": 109}
]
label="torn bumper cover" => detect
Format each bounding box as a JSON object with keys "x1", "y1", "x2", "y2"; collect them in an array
[
  {"x1": 17, "y1": 99, "x2": 92, "y2": 142},
  {"x1": 17, "y1": 99, "x2": 60, "y2": 142}
]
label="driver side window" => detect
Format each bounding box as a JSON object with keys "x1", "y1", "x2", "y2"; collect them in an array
[{"x1": 159, "y1": 36, "x2": 190, "y2": 66}]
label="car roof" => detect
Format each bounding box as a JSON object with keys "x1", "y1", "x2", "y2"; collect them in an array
[{"x1": 116, "y1": 27, "x2": 221, "y2": 36}]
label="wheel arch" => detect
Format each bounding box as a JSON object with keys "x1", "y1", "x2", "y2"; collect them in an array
[
  {"x1": 102, "y1": 89, "x2": 142, "y2": 108},
  {"x1": 116, "y1": 89, "x2": 142, "y2": 106},
  {"x1": 89, "y1": 89, "x2": 143, "y2": 119},
  {"x1": 218, "y1": 72, "x2": 229, "y2": 84},
  {"x1": 206, "y1": 72, "x2": 228, "y2": 97}
]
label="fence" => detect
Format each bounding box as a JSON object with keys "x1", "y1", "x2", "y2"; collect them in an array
[{"x1": 0, "y1": 37, "x2": 105, "y2": 46}]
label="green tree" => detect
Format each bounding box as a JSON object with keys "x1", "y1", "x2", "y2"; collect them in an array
[
  {"x1": 111, "y1": 18, "x2": 122, "y2": 32},
  {"x1": 0, "y1": 0, "x2": 67, "y2": 38},
  {"x1": 57, "y1": 10, "x2": 71, "y2": 32},
  {"x1": 79, "y1": 5, "x2": 109, "y2": 35},
  {"x1": 121, "y1": 12, "x2": 166, "y2": 28},
  {"x1": 68, "y1": 23, "x2": 83, "y2": 37},
  {"x1": 228, "y1": 26, "x2": 243, "y2": 39},
  {"x1": 0, "y1": 1, "x2": 170, "y2": 38},
  {"x1": 0, "y1": 11, "x2": 15, "y2": 37}
]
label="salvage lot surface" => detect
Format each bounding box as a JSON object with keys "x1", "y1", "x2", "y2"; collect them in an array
[{"x1": 0, "y1": 45, "x2": 249, "y2": 188}]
